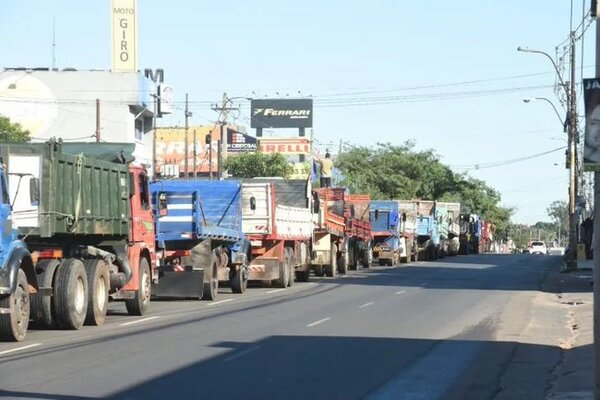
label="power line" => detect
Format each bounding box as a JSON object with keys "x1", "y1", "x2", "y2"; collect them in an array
[{"x1": 449, "y1": 146, "x2": 566, "y2": 170}]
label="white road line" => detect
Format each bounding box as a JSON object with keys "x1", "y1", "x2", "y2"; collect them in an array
[
  {"x1": 359, "y1": 302, "x2": 374, "y2": 308},
  {"x1": 207, "y1": 298, "x2": 234, "y2": 306},
  {"x1": 395, "y1": 290, "x2": 406, "y2": 295},
  {"x1": 341, "y1": 275, "x2": 349, "y2": 278},
  {"x1": 119, "y1": 316, "x2": 160, "y2": 326},
  {"x1": 223, "y1": 345, "x2": 261, "y2": 363},
  {"x1": 306, "y1": 317, "x2": 331, "y2": 327},
  {"x1": 266, "y1": 288, "x2": 286, "y2": 294},
  {"x1": 0, "y1": 343, "x2": 42, "y2": 356}
]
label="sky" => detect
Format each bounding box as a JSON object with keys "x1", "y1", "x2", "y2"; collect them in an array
[{"x1": 0, "y1": 1, "x2": 595, "y2": 224}]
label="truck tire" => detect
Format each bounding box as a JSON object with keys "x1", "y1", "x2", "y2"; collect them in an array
[
  {"x1": 314, "y1": 266, "x2": 324, "y2": 277},
  {"x1": 54, "y1": 258, "x2": 88, "y2": 330},
  {"x1": 84, "y1": 259, "x2": 110, "y2": 326},
  {"x1": 296, "y1": 270, "x2": 310, "y2": 282},
  {"x1": 349, "y1": 243, "x2": 359, "y2": 271},
  {"x1": 202, "y1": 251, "x2": 219, "y2": 300},
  {"x1": 0, "y1": 269, "x2": 29, "y2": 342},
  {"x1": 30, "y1": 259, "x2": 60, "y2": 329},
  {"x1": 338, "y1": 241, "x2": 348, "y2": 274},
  {"x1": 231, "y1": 266, "x2": 247, "y2": 294},
  {"x1": 325, "y1": 244, "x2": 337, "y2": 277},
  {"x1": 274, "y1": 255, "x2": 289, "y2": 289},
  {"x1": 125, "y1": 258, "x2": 151, "y2": 316},
  {"x1": 362, "y1": 242, "x2": 373, "y2": 268},
  {"x1": 286, "y1": 248, "x2": 295, "y2": 287}
]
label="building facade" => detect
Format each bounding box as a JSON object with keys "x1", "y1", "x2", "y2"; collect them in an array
[{"x1": 0, "y1": 68, "x2": 156, "y2": 169}]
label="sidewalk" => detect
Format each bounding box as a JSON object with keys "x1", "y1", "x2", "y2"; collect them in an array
[{"x1": 545, "y1": 259, "x2": 594, "y2": 399}]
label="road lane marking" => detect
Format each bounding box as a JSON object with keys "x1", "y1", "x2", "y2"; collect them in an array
[
  {"x1": 0, "y1": 343, "x2": 42, "y2": 356},
  {"x1": 359, "y1": 302, "x2": 374, "y2": 308},
  {"x1": 207, "y1": 298, "x2": 234, "y2": 306},
  {"x1": 395, "y1": 290, "x2": 406, "y2": 295},
  {"x1": 266, "y1": 289, "x2": 286, "y2": 294},
  {"x1": 119, "y1": 316, "x2": 160, "y2": 326},
  {"x1": 223, "y1": 345, "x2": 261, "y2": 362},
  {"x1": 341, "y1": 275, "x2": 349, "y2": 278},
  {"x1": 306, "y1": 317, "x2": 331, "y2": 327}
]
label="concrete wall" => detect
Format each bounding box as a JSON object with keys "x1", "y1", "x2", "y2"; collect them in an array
[{"x1": 0, "y1": 69, "x2": 156, "y2": 169}]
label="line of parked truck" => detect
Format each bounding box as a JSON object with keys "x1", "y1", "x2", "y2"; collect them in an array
[{"x1": 0, "y1": 140, "x2": 492, "y2": 341}]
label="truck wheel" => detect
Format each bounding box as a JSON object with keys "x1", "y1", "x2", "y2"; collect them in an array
[
  {"x1": 231, "y1": 266, "x2": 247, "y2": 294},
  {"x1": 84, "y1": 259, "x2": 110, "y2": 326},
  {"x1": 30, "y1": 259, "x2": 60, "y2": 329},
  {"x1": 338, "y1": 241, "x2": 348, "y2": 274},
  {"x1": 314, "y1": 266, "x2": 324, "y2": 277},
  {"x1": 349, "y1": 244, "x2": 358, "y2": 271},
  {"x1": 362, "y1": 243, "x2": 373, "y2": 268},
  {"x1": 296, "y1": 270, "x2": 310, "y2": 282},
  {"x1": 202, "y1": 252, "x2": 219, "y2": 300},
  {"x1": 0, "y1": 269, "x2": 30, "y2": 342},
  {"x1": 286, "y1": 248, "x2": 295, "y2": 287},
  {"x1": 274, "y1": 255, "x2": 289, "y2": 289},
  {"x1": 126, "y1": 258, "x2": 151, "y2": 316},
  {"x1": 54, "y1": 258, "x2": 88, "y2": 330},
  {"x1": 325, "y1": 244, "x2": 337, "y2": 277}
]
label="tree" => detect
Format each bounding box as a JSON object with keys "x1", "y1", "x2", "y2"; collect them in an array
[
  {"x1": 223, "y1": 152, "x2": 294, "y2": 178},
  {"x1": 546, "y1": 200, "x2": 568, "y2": 234},
  {"x1": 336, "y1": 142, "x2": 513, "y2": 239},
  {"x1": 0, "y1": 114, "x2": 31, "y2": 142}
]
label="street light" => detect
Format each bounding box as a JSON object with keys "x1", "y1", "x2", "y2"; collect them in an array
[
  {"x1": 518, "y1": 45, "x2": 578, "y2": 270},
  {"x1": 517, "y1": 47, "x2": 569, "y2": 98},
  {"x1": 522, "y1": 97, "x2": 566, "y2": 130}
]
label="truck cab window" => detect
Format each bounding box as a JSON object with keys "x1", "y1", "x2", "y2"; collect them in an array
[
  {"x1": 138, "y1": 174, "x2": 150, "y2": 210},
  {"x1": 1, "y1": 176, "x2": 9, "y2": 205}
]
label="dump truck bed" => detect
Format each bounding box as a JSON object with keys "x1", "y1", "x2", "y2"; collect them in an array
[{"x1": 2, "y1": 141, "x2": 131, "y2": 239}]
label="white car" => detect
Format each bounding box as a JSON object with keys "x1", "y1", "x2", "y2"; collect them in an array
[{"x1": 529, "y1": 241, "x2": 547, "y2": 255}]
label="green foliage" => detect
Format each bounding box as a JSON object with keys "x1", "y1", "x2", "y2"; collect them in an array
[
  {"x1": 0, "y1": 114, "x2": 30, "y2": 143},
  {"x1": 546, "y1": 200, "x2": 568, "y2": 233},
  {"x1": 336, "y1": 142, "x2": 512, "y2": 239},
  {"x1": 223, "y1": 152, "x2": 294, "y2": 178}
]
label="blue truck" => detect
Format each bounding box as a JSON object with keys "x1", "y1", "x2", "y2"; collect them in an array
[
  {"x1": 370, "y1": 200, "x2": 404, "y2": 266},
  {"x1": 150, "y1": 179, "x2": 249, "y2": 300},
  {"x1": 416, "y1": 214, "x2": 440, "y2": 261},
  {"x1": 0, "y1": 163, "x2": 37, "y2": 341}
]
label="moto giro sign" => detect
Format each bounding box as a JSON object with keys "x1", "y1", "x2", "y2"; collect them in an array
[{"x1": 251, "y1": 99, "x2": 313, "y2": 129}]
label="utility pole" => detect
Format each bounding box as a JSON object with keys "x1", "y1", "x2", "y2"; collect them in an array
[
  {"x1": 211, "y1": 93, "x2": 239, "y2": 180},
  {"x1": 184, "y1": 93, "x2": 192, "y2": 178},
  {"x1": 567, "y1": 30, "x2": 579, "y2": 270},
  {"x1": 193, "y1": 129, "x2": 197, "y2": 179},
  {"x1": 95, "y1": 99, "x2": 100, "y2": 142},
  {"x1": 594, "y1": 5, "x2": 600, "y2": 398}
]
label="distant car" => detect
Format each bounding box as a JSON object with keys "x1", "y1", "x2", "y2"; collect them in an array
[{"x1": 529, "y1": 241, "x2": 547, "y2": 255}]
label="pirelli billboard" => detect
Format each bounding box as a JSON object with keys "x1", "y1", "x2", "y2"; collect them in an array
[{"x1": 251, "y1": 99, "x2": 313, "y2": 128}]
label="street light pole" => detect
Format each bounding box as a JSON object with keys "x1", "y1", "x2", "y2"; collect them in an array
[
  {"x1": 518, "y1": 45, "x2": 578, "y2": 270},
  {"x1": 522, "y1": 97, "x2": 565, "y2": 127}
]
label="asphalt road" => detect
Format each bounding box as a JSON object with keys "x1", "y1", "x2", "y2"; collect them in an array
[{"x1": 0, "y1": 254, "x2": 562, "y2": 400}]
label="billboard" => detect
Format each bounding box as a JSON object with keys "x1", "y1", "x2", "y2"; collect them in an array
[
  {"x1": 584, "y1": 78, "x2": 600, "y2": 170},
  {"x1": 251, "y1": 99, "x2": 313, "y2": 128},
  {"x1": 259, "y1": 138, "x2": 311, "y2": 155},
  {"x1": 155, "y1": 126, "x2": 219, "y2": 176},
  {"x1": 111, "y1": 0, "x2": 137, "y2": 72},
  {"x1": 228, "y1": 130, "x2": 257, "y2": 153}
]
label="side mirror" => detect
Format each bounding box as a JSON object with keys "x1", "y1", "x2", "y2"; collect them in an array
[
  {"x1": 158, "y1": 192, "x2": 168, "y2": 216},
  {"x1": 374, "y1": 210, "x2": 379, "y2": 220},
  {"x1": 29, "y1": 177, "x2": 40, "y2": 205},
  {"x1": 250, "y1": 196, "x2": 256, "y2": 211}
]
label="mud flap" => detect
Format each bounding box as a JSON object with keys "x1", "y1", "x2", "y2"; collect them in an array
[
  {"x1": 152, "y1": 241, "x2": 211, "y2": 299},
  {"x1": 152, "y1": 269, "x2": 205, "y2": 299}
]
